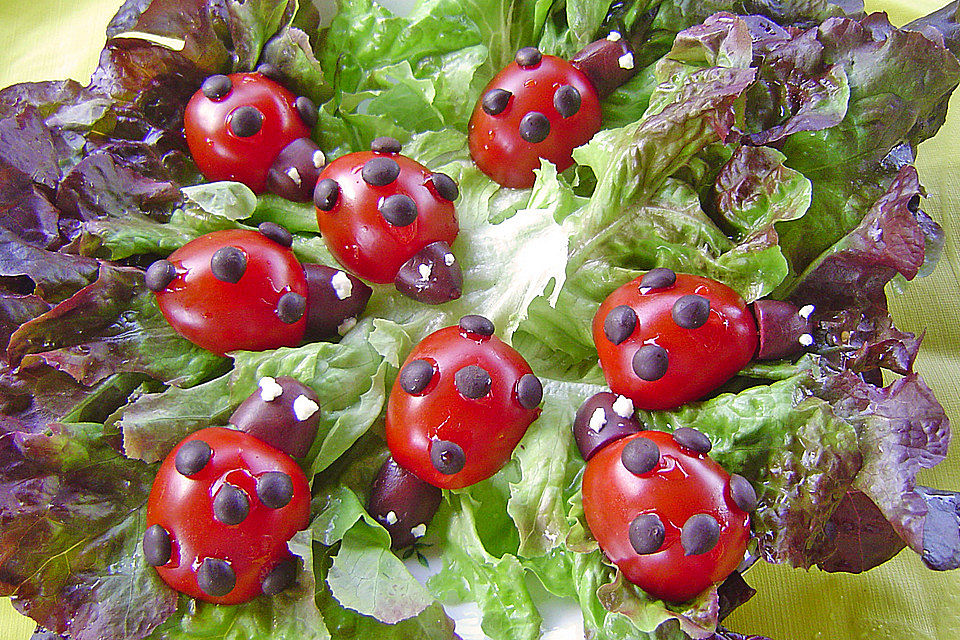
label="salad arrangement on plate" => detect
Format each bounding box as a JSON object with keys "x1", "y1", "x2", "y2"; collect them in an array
[{"x1": 2, "y1": 0, "x2": 960, "y2": 639}]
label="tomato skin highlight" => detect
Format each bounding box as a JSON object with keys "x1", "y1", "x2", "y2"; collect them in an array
[
  {"x1": 581, "y1": 430, "x2": 751, "y2": 603},
  {"x1": 316, "y1": 150, "x2": 459, "y2": 284},
  {"x1": 469, "y1": 54, "x2": 602, "y2": 189},
  {"x1": 184, "y1": 73, "x2": 311, "y2": 193},
  {"x1": 593, "y1": 272, "x2": 758, "y2": 411},
  {"x1": 385, "y1": 323, "x2": 542, "y2": 489},
  {"x1": 154, "y1": 229, "x2": 308, "y2": 355},
  {"x1": 146, "y1": 427, "x2": 311, "y2": 605}
]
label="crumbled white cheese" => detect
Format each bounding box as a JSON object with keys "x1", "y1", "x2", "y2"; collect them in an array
[
  {"x1": 588, "y1": 407, "x2": 607, "y2": 433},
  {"x1": 418, "y1": 263, "x2": 432, "y2": 280},
  {"x1": 385, "y1": 511, "x2": 398, "y2": 525},
  {"x1": 798, "y1": 304, "x2": 816, "y2": 319},
  {"x1": 868, "y1": 224, "x2": 883, "y2": 241},
  {"x1": 331, "y1": 270, "x2": 353, "y2": 300},
  {"x1": 285, "y1": 166, "x2": 302, "y2": 186},
  {"x1": 799, "y1": 333, "x2": 815, "y2": 347},
  {"x1": 258, "y1": 376, "x2": 283, "y2": 402},
  {"x1": 444, "y1": 253, "x2": 456, "y2": 266},
  {"x1": 618, "y1": 52, "x2": 635, "y2": 70},
  {"x1": 312, "y1": 150, "x2": 326, "y2": 169},
  {"x1": 293, "y1": 394, "x2": 320, "y2": 421},
  {"x1": 411, "y1": 523, "x2": 427, "y2": 538},
  {"x1": 606, "y1": 31, "x2": 622, "y2": 42},
  {"x1": 337, "y1": 316, "x2": 358, "y2": 336},
  {"x1": 612, "y1": 395, "x2": 634, "y2": 419}
]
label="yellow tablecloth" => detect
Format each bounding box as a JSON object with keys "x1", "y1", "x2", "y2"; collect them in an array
[{"x1": 0, "y1": 1, "x2": 957, "y2": 639}]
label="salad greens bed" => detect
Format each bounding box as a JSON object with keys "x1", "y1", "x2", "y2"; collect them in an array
[{"x1": 3, "y1": 1, "x2": 960, "y2": 639}]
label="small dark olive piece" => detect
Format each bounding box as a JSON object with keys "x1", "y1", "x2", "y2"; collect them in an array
[
  {"x1": 516, "y1": 374, "x2": 543, "y2": 410},
  {"x1": 515, "y1": 47, "x2": 542, "y2": 67},
  {"x1": 729, "y1": 474, "x2": 758, "y2": 512},
  {"x1": 640, "y1": 267, "x2": 676, "y2": 290},
  {"x1": 553, "y1": 85, "x2": 581, "y2": 118},
  {"x1": 213, "y1": 484, "x2": 250, "y2": 525},
  {"x1": 632, "y1": 344, "x2": 669, "y2": 381},
  {"x1": 672, "y1": 294, "x2": 711, "y2": 330},
  {"x1": 431, "y1": 439, "x2": 466, "y2": 475},
  {"x1": 672, "y1": 427, "x2": 712, "y2": 454},
  {"x1": 258, "y1": 222, "x2": 293, "y2": 247},
  {"x1": 399, "y1": 359, "x2": 435, "y2": 395},
  {"x1": 681, "y1": 513, "x2": 721, "y2": 556},
  {"x1": 430, "y1": 173, "x2": 459, "y2": 201},
  {"x1": 143, "y1": 524, "x2": 172, "y2": 566},
  {"x1": 229, "y1": 105, "x2": 264, "y2": 138},
  {"x1": 255, "y1": 63, "x2": 281, "y2": 80},
  {"x1": 573, "y1": 392, "x2": 643, "y2": 461},
  {"x1": 459, "y1": 314, "x2": 495, "y2": 337},
  {"x1": 380, "y1": 194, "x2": 419, "y2": 227},
  {"x1": 519, "y1": 111, "x2": 550, "y2": 143},
  {"x1": 629, "y1": 513, "x2": 666, "y2": 555},
  {"x1": 621, "y1": 436, "x2": 660, "y2": 476},
  {"x1": 370, "y1": 136, "x2": 402, "y2": 154},
  {"x1": 455, "y1": 365, "x2": 492, "y2": 399},
  {"x1": 394, "y1": 241, "x2": 462, "y2": 305},
  {"x1": 175, "y1": 440, "x2": 211, "y2": 477},
  {"x1": 368, "y1": 456, "x2": 443, "y2": 549},
  {"x1": 257, "y1": 471, "x2": 295, "y2": 509},
  {"x1": 604, "y1": 304, "x2": 637, "y2": 345},
  {"x1": 145, "y1": 259, "x2": 177, "y2": 292},
  {"x1": 201, "y1": 74, "x2": 232, "y2": 101},
  {"x1": 197, "y1": 558, "x2": 236, "y2": 597},
  {"x1": 295, "y1": 96, "x2": 318, "y2": 127},
  {"x1": 210, "y1": 246, "x2": 247, "y2": 284},
  {"x1": 314, "y1": 178, "x2": 340, "y2": 211},
  {"x1": 361, "y1": 157, "x2": 401, "y2": 186},
  {"x1": 482, "y1": 88, "x2": 512, "y2": 115},
  {"x1": 276, "y1": 291, "x2": 306, "y2": 324},
  {"x1": 261, "y1": 557, "x2": 299, "y2": 596}
]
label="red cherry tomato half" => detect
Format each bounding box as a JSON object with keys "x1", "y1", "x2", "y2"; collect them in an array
[
  {"x1": 149, "y1": 228, "x2": 308, "y2": 355},
  {"x1": 385, "y1": 316, "x2": 543, "y2": 489},
  {"x1": 184, "y1": 73, "x2": 312, "y2": 193},
  {"x1": 144, "y1": 427, "x2": 311, "y2": 604},
  {"x1": 315, "y1": 146, "x2": 459, "y2": 284},
  {"x1": 593, "y1": 269, "x2": 758, "y2": 411},
  {"x1": 582, "y1": 430, "x2": 752, "y2": 602},
  {"x1": 469, "y1": 48, "x2": 602, "y2": 188}
]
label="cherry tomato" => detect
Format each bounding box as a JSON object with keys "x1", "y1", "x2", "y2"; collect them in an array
[
  {"x1": 469, "y1": 47, "x2": 602, "y2": 189},
  {"x1": 593, "y1": 269, "x2": 758, "y2": 411},
  {"x1": 385, "y1": 315, "x2": 543, "y2": 489},
  {"x1": 581, "y1": 429, "x2": 754, "y2": 602},
  {"x1": 148, "y1": 228, "x2": 309, "y2": 355},
  {"x1": 143, "y1": 427, "x2": 311, "y2": 604},
  {"x1": 184, "y1": 72, "x2": 315, "y2": 194}
]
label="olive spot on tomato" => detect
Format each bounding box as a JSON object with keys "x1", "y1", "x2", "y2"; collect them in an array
[
  {"x1": 361, "y1": 157, "x2": 401, "y2": 186},
  {"x1": 371, "y1": 136, "x2": 402, "y2": 154},
  {"x1": 229, "y1": 105, "x2": 264, "y2": 138},
  {"x1": 459, "y1": 314, "x2": 495, "y2": 337},
  {"x1": 621, "y1": 436, "x2": 660, "y2": 476},
  {"x1": 276, "y1": 291, "x2": 306, "y2": 324},
  {"x1": 729, "y1": 474, "x2": 758, "y2": 512},
  {"x1": 672, "y1": 427, "x2": 712, "y2": 454},
  {"x1": 431, "y1": 439, "x2": 466, "y2": 475},
  {"x1": 197, "y1": 558, "x2": 236, "y2": 597},
  {"x1": 554, "y1": 85, "x2": 581, "y2": 118},
  {"x1": 314, "y1": 178, "x2": 340, "y2": 211},
  {"x1": 629, "y1": 513, "x2": 665, "y2": 555},
  {"x1": 295, "y1": 96, "x2": 318, "y2": 128},
  {"x1": 213, "y1": 484, "x2": 250, "y2": 525},
  {"x1": 672, "y1": 294, "x2": 711, "y2": 329},
  {"x1": 516, "y1": 373, "x2": 543, "y2": 409},
  {"x1": 380, "y1": 193, "x2": 419, "y2": 227},
  {"x1": 519, "y1": 111, "x2": 551, "y2": 143},
  {"x1": 262, "y1": 557, "x2": 298, "y2": 596},
  {"x1": 430, "y1": 172, "x2": 460, "y2": 201},
  {"x1": 201, "y1": 74, "x2": 232, "y2": 101},
  {"x1": 257, "y1": 471, "x2": 294, "y2": 509},
  {"x1": 907, "y1": 194, "x2": 921, "y2": 212},
  {"x1": 515, "y1": 46, "x2": 542, "y2": 67},
  {"x1": 481, "y1": 88, "x2": 512, "y2": 115},
  {"x1": 639, "y1": 267, "x2": 676, "y2": 290},
  {"x1": 604, "y1": 304, "x2": 637, "y2": 345},
  {"x1": 145, "y1": 259, "x2": 177, "y2": 292},
  {"x1": 143, "y1": 524, "x2": 172, "y2": 567},
  {"x1": 399, "y1": 359, "x2": 434, "y2": 395},
  {"x1": 257, "y1": 222, "x2": 293, "y2": 247},
  {"x1": 255, "y1": 62, "x2": 281, "y2": 80},
  {"x1": 455, "y1": 364, "x2": 492, "y2": 399},
  {"x1": 632, "y1": 344, "x2": 669, "y2": 381},
  {"x1": 175, "y1": 440, "x2": 211, "y2": 477},
  {"x1": 681, "y1": 513, "x2": 720, "y2": 556},
  {"x1": 210, "y1": 246, "x2": 247, "y2": 283}
]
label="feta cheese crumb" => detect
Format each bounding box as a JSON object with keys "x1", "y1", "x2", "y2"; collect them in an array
[
  {"x1": 385, "y1": 511, "x2": 398, "y2": 525},
  {"x1": 258, "y1": 376, "x2": 283, "y2": 402},
  {"x1": 444, "y1": 253, "x2": 455, "y2": 266},
  {"x1": 606, "y1": 31, "x2": 622, "y2": 42},
  {"x1": 588, "y1": 407, "x2": 607, "y2": 433},
  {"x1": 285, "y1": 166, "x2": 302, "y2": 186},
  {"x1": 293, "y1": 394, "x2": 320, "y2": 421},
  {"x1": 868, "y1": 224, "x2": 883, "y2": 241},
  {"x1": 612, "y1": 395, "x2": 634, "y2": 418},
  {"x1": 337, "y1": 316, "x2": 358, "y2": 336},
  {"x1": 618, "y1": 52, "x2": 635, "y2": 70},
  {"x1": 798, "y1": 304, "x2": 816, "y2": 319},
  {"x1": 799, "y1": 333, "x2": 814, "y2": 347},
  {"x1": 418, "y1": 263, "x2": 432, "y2": 280},
  {"x1": 331, "y1": 270, "x2": 353, "y2": 300},
  {"x1": 411, "y1": 523, "x2": 427, "y2": 538},
  {"x1": 312, "y1": 150, "x2": 326, "y2": 169}
]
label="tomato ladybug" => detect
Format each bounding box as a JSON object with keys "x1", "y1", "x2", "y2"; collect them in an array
[
  {"x1": 145, "y1": 225, "x2": 371, "y2": 355},
  {"x1": 184, "y1": 69, "x2": 323, "y2": 200},
  {"x1": 384, "y1": 315, "x2": 543, "y2": 489},
  {"x1": 574, "y1": 404, "x2": 756, "y2": 603},
  {"x1": 314, "y1": 137, "x2": 462, "y2": 304},
  {"x1": 468, "y1": 34, "x2": 639, "y2": 189},
  {"x1": 593, "y1": 269, "x2": 814, "y2": 411},
  {"x1": 143, "y1": 376, "x2": 319, "y2": 604}
]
